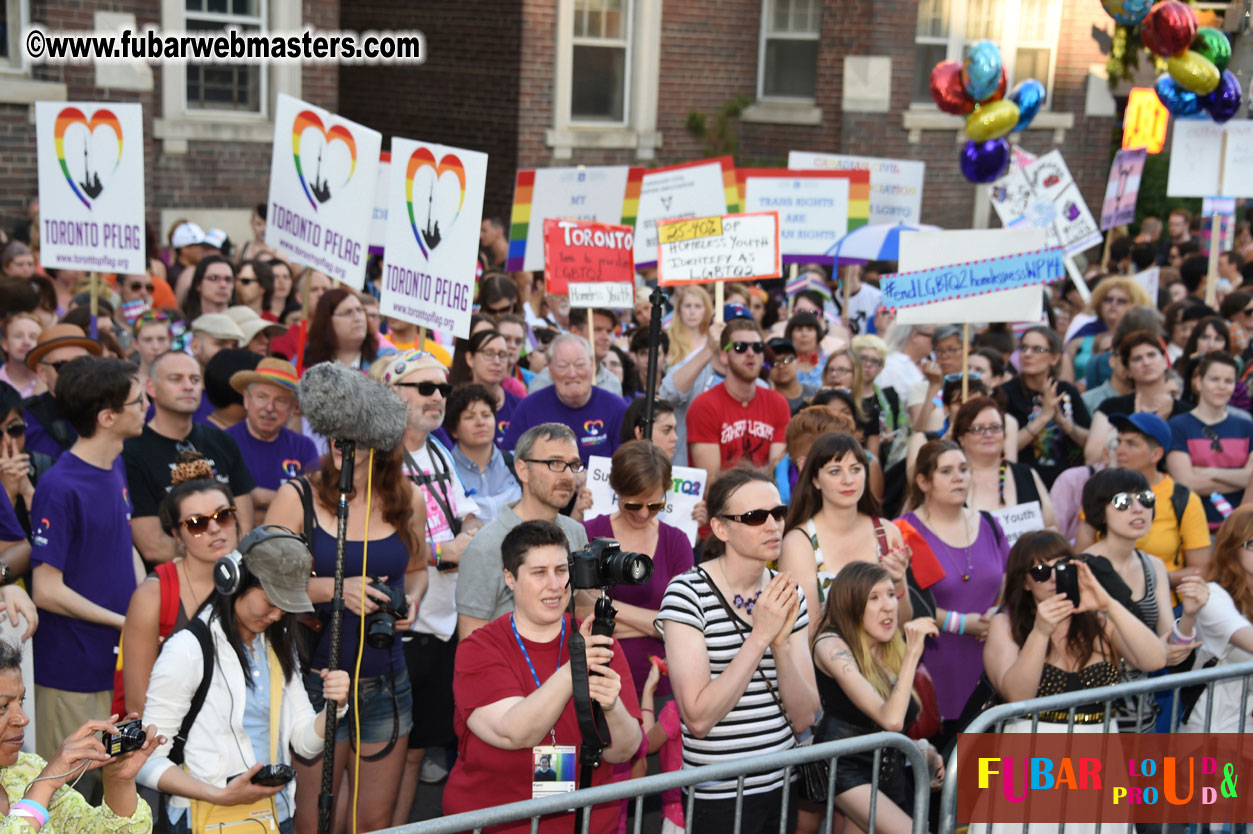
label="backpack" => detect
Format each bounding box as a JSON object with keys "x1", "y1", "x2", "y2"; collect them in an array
[{"x1": 111, "y1": 562, "x2": 182, "y2": 718}]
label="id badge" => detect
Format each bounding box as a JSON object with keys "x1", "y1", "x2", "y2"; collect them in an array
[{"x1": 531, "y1": 745, "x2": 576, "y2": 799}]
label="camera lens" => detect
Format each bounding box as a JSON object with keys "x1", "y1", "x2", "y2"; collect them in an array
[
  {"x1": 605, "y1": 550, "x2": 653, "y2": 586},
  {"x1": 365, "y1": 613, "x2": 396, "y2": 650}
]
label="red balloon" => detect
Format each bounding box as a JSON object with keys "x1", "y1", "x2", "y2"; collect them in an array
[
  {"x1": 1142, "y1": 1, "x2": 1197, "y2": 57},
  {"x1": 930, "y1": 61, "x2": 976, "y2": 115}
]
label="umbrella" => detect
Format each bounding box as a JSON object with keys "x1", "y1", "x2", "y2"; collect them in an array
[{"x1": 826, "y1": 222, "x2": 940, "y2": 264}]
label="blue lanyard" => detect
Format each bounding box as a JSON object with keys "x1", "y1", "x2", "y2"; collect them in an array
[{"x1": 510, "y1": 614, "x2": 566, "y2": 690}]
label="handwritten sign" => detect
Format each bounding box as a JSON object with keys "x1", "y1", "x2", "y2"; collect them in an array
[
  {"x1": 788, "y1": 152, "x2": 925, "y2": 225},
  {"x1": 738, "y1": 169, "x2": 868, "y2": 263},
  {"x1": 989, "y1": 501, "x2": 1045, "y2": 549},
  {"x1": 35, "y1": 102, "x2": 146, "y2": 275},
  {"x1": 989, "y1": 150, "x2": 1101, "y2": 255},
  {"x1": 1167, "y1": 120, "x2": 1253, "y2": 198},
  {"x1": 1101, "y1": 147, "x2": 1147, "y2": 230},
  {"x1": 881, "y1": 247, "x2": 1065, "y2": 312},
  {"x1": 543, "y1": 219, "x2": 634, "y2": 309},
  {"x1": 656, "y1": 212, "x2": 781, "y2": 286},
  {"x1": 1122, "y1": 87, "x2": 1169, "y2": 155},
  {"x1": 586, "y1": 456, "x2": 708, "y2": 547},
  {"x1": 634, "y1": 157, "x2": 736, "y2": 268}
]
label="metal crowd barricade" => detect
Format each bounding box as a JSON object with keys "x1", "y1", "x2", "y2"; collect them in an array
[
  {"x1": 938, "y1": 659, "x2": 1253, "y2": 834},
  {"x1": 387, "y1": 731, "x2": 929, "y2": 834}
]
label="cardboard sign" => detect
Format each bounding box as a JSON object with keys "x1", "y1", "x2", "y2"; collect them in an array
[
  {"x1": 738, "y1": 169, "x2": 869, "y2": 263},
  {"x1": 379, "y1": 137, "x2": 487, "y2": 339},
  {"x1": 633, "y1": 157, "x2": 737, "y2": 269},
  {"x1": 35, "y1": 102, "x2": 146, "y2": 275},
  {"x1": 506, "y1": 166, "x2": 644, "y2": 272},
  {"x1": 543, "y1": 219, "x2": 635, "y2": 309},
  {"x1": 989, "y1": 150, "x2": 1102, "y2": 255},
  {"x1": 586, "y1": 455, "x2": 708, "y2": 547},
  {"x1": 989, "y1": 501, "x2": 1046, "y2": 549},
  {"x1": 1132, "y1": 266, "x2": 1160, "y2": 302},
  {"x1": 1168, "y1": 120, "x2": 1253, "y2": 198},
  {"x1": 265, "y1": 94, "x2": 381, "y2": 289},
  {"x1": 368, "y1": 151, "x2": 390, "y2": 256},
  {"x1": 787, "y1": 151, "x2": 926, "y2": 225},
  {"x1": 1122, "y1": 87, "x2": 1169, "y2": 155},
  {"x1": 1100, "y1": 147, "x2": 1147, "y2": 230},
  {"x1": 880, "y1": 246, "x2": 1065, "y2": 312},
  {"x1": 656, "y1": 212, "x2": 781, "y2": 286}
]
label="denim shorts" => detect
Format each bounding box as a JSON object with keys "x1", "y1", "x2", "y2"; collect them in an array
[{"x1": 303, "y1": 664, "x2": 413, "y2": 745}]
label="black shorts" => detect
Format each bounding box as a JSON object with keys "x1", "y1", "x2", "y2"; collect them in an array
[{"x1": 403, "y1": 632, "x2": 457, "y2": 749}]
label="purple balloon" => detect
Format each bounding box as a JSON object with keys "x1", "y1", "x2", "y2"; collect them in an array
[
  {"x1": 959, "y1": 138, "x2": 1011, "y2": 184},
  {"x1": 1202, "y1": 69, "x2": 1242, "y2": 123}
]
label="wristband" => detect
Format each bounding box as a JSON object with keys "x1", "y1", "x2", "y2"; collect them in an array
[
  {"x1": 433, "y1": 541, "x2": 442, "y2": 566},
  {"x1": 959, "y1": 614, "x2": 967, "y2": 636},
  {"x1": 1170, "y1": 618, "x2": 1197, "y2": 646},
  {"x1": 13, "y1": 800, "x2": 49, "y2": 830},
  {"x1": 640, "y1": 708, "x2": 654, "y2": 714}
]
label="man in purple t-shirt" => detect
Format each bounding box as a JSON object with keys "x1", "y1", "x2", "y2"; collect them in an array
[
  {"x1": 225, "y1": 357, "x2": 319, "y2": 520},
  {"x1": 30, "y1": 356, "x2": 146, "y2": 797}
]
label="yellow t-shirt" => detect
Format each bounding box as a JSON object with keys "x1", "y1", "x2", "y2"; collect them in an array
[{"x1": 1138, "y1": 475, "x2": 1211, "y2": 571}]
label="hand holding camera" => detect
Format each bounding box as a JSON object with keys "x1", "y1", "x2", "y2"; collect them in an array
[
  {"x1": 343, "y1": 575, "x2": 396, "y2": 618},
  {"x1": 363, "y1": 577, "x2": 410, "y2": 650}
]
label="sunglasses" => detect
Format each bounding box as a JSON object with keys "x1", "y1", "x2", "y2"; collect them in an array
[
  {"x1": 485, "y1": 304, "x2": 513, "y2": 315},
  {"x1": 127, "y1": 282, "x2": 155, "y2": 293},
  {"x1": 1201, "y1": 425, "x2": 1224, "y2": 454},
  {"x1": 725, "y1": 341, "x2": 765, "y2": 354},
  {"x1": 1029, "y1": 561, "x2": 1067, "y2": 583},
  {"x1": 944, "y1": 371, "x2": 981, "y2": 382},
  {"x1": 395, "y1": 381, "x2": 451, "y2": 398},
  {"x1": 772, "y1": 354, "x2": 796, "y2": 365},
  {"x1": 622, "y1": 500, "x2": 666, "y2": 514},
  {"x1": 237, "y1": 278, "x2": 257, "y2": 287},
  {"x1": 720, "y1": 505, "x2": 787, "y2": 526},
  {"x1": 3, "y1": 422, "x2": 25, "y2": 438},
  {"x1": 179, "y1": 506, "x2": 238, "y2": 536},
  {"x1": 41, "y1": 359, "x2": 71, "y2": 373},
  {"x1": 1109, "y1": 490, "x2": 1156, "y2": 511}
]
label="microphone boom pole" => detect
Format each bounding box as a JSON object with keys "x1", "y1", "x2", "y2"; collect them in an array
[{"x1": 641, "y1": 286, "x2": 667, "y2": 439}]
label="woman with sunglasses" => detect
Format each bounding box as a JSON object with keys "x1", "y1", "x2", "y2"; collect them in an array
[
  {"x1": 233, "y1": 259, "x2": 272, "y2": 320},
  {"x1": 657, "y1": 468, "x2": 819, "y2": 834},
  {"x1": 0, "y1": 380, "x2": 50, "y2": 539},
  {"x1": 450, "y1": 330, "x2": 520, "y2": 446},
  {"x1": 115, "y1": 275, "x2": 156, "y2": 329},
  {"x1": 954, "y1": 396, "x2": 1059, "y2": 532}
]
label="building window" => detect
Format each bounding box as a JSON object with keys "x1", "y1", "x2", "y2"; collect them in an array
[
  {"x1": 911, "y1": 0, "x2": 1060, "y2": 106},
  {"x1": 570, "y1": 0, "x2": 632, "y2": 123},
  {"x1": 2, "y1": 0, "x2": 28, "y2": 72},
  {"x1": 184, "y1": 0, "x2": 265, "y2": 113},
  {"x1": 758, "y1": 0, "x2": 820, "y2": 100}
]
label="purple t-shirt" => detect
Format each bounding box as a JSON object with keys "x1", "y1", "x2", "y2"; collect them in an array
[
  {"x1": 23, "y1": 394, "x2": 74, "y2": 460},
  {"x1": 495, "y1": 388, "x2": 521, "y2": 448},
  {"x1": 0, "y1": 490, "x2": 24, "y2": 543},
  {"x1": 226, "y1": 422, "x2": 321, "y2": 491},
  {"x1": 500, "y1": 386, "x2": 625, "y2": 463},
  {"x1": 30, "y1": 453, "x2": 136, "y2": 691},
  {"x1": 581, "y1": 514, "x2": 694, "y2": 698}
]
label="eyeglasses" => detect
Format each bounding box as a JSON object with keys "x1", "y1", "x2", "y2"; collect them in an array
[
  {"x1": 524, "y1": 458, "x2": 586, "y2": 473},
  {"x1": 179, "y1": 506, "x2": 238, "y2": 536},
  {"x1": 720, "y1": 505, "x2": 787, "y2": 526},
  {"x1": 127, "y1": 282, "x2": 155, "y2": 293},
  {"x1": 773, "y1": 354, "x2": 796, "y2": 366},
  {"x1": 966, "y1": 423, "x2": 1004, "y2": 436},
  {"x1": 41, "y1": 360, "x2": 71, "y2": 373},
  {"x1": 1242, "y1": 307, "x2": 1253, "y2": 317},
  {"x1": 1102, "y1": 295, "x2": 1131, "y2": 307},
  {"x1": 1201, "y1": 425, "x2": 1224, "y2": 454},
  {"x1": 122, "y1": 393, "x2": 146, "y2": 409},
  {"x1": 935, "y1": 346, "x2": 963, "y2": 358},
  {"x1": 2, "y1": 422, "x2": 25, "y2": 438},
  {"x1": 725, "y1": 341, "x2": 765, "y2": 354},
  {"x1": 857, "y1": 355, "x2": 884, "y2": 368},
  {"x1": 1029, "y1": 561, "x2": 1067, "y2": 583},
  {"x1": 476, "y1": 349, "x2": 510, "y2": 363},
  {"x1": 944, "y1": 371, "x2": 981, "y2": 382},
  {"x1": 621, "y1": 500, "x2": 666, "y2": 514},
  {"x1": 1109, "y1": 490, "x2": 1156, "y2": 511},
  {"x1": 827, "y1": 366, "x2": 853, "y2": 377},
  {"x1": 395, "y1": 380, "x2": 451, "y2": 398},
  {"x1": 1021, "y1": 344, "x2": 1054, "y2": 355},
  {"x1": 485, "y1": 303, "x2": 513, "y2": 315}
]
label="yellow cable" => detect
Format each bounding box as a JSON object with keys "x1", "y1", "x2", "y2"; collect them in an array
[{"x1": 350, "y1": 449, "x2": 373, "y2": 834}]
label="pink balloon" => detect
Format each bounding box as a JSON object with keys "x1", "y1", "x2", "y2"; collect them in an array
[{"x1": 930, "y1": 61, "x2": 976, "y2": 116}]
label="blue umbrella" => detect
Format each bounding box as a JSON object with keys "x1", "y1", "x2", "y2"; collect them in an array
[{"x1": 826, "y1": 222, "x2": 940, "y2": 264}]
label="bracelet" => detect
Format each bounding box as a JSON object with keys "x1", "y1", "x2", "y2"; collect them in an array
[
  {"x1": 433, "y1": 542, "x2": 442, "y2": 566},
  {"x1": 13, "y1": 800, "x2": 49, "y2": 830},
  {"x1": 959, "y1": 614, "x2": 967, "y2": 636},
  {"x1": 640, "y1": 708, "x2": 654, "y2": 714},
  {"x1": 1170, "y1": 618, "x2": 1197, "y2": 646}
]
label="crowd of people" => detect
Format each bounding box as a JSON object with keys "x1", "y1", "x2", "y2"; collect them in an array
[{"x1": 0, "y1": 199, "x2": 1251, "y2": 834}]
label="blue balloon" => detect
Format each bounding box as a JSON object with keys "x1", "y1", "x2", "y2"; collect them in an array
[
  {"x1": 1102, "y1": 0, "x2": 1152, "y2": 26},
  {"x1": 1008, "y1": 79, "x2": 1045, "y2": 131},
  {"x1": 959, "y1": 138, "x2": 1011, "y2": 184},
  {"x1": 1154, "y1": 74, "x2": 1202, "y2": 116},
  {"x1": 962, "y1": 40, "x2": 1003, "y2": 102},
  {"x1": 1202, "y1": 69, "x2": 1242, "y2": 123}
]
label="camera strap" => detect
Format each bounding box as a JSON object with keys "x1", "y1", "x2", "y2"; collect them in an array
[
  {"x1": 404, "y1": 441, "x2": 462, "y2": 538},
  {"x1": 567, "y1": 628, "x2": 610, "y2": 773}
]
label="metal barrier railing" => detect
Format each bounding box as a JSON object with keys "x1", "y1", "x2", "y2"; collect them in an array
[
  {"x1": 938, "y1": 659, "x2": 1253, "y2": 834},
  {"x1": 384, "y1": 731, "x2": 930, "y2": 834}
]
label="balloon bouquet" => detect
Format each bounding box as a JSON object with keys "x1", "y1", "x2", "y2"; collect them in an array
[
  {"x1": 929, "y1": 41, "x2": 1046, "y2": 184},
  {"x1": 1103, "y1": 0, "x2": 1241, "y2": 122}
]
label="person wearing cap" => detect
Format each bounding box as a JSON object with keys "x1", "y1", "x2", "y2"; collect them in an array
[
  {"x1": 765, "y1": 337, "x2": 816, "y2": 416},
  {"x1": 29, "y1": 357, "x2": 147, "y2": 799},
  {"x1": 21, "y1": 323, "x2": 104, "y2": 460},
  {"x1": 226, "y1": 306, "x2": 287, "y2": 357},
  {"x1": 186, "y1": 313, "x2": 246, "y2": 425},
  {"x1": 137, "y1": 526, "x2": 352, "y2": 834},
  {"x1": 169, "y1": 222, "x2": 207, "y2": 304},
  {"x1": 202, "y1": 228, "x2": 230, "y2": 257},
  {"x1": 226, "y1": 358, "x2": 319, "y2": 520},
  {"x1": 526, "y1": 308, "x2": 622, "y2": 397}
]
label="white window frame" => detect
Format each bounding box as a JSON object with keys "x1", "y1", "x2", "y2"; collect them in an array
[
  {"x1": 1, "y1": 0, "x2": 26, "y2": 74},
  {"x1": 755, "y1": 0, "x2": 821, "y2": 104},
  {"x1": 0, "y1": 0, "x2": 68, "y2": 104},
  {"x1": 182, "y1": 0, "x2": 268, "y2": 116},
  {"x1": 568, "y1": 0, "x2": 633, "y2": 127}
]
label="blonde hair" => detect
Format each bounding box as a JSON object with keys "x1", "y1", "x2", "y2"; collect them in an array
[
  {"x1": 818, "y1": 561, "x2": 915, "y2": 704},
  {"x1": 1089, "y1": 276, "x2": 1152, "y2": 315},
  {"x1": 851, "y1": 333, "x2": 888, "y2": 361},
  {"x1": 667, "y1": 285, "x2": 712, "y2": 364}
]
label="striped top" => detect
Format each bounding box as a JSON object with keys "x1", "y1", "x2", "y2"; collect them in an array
[{"x1": 654, "y1": 567, "x2": 809, "y2": 800}]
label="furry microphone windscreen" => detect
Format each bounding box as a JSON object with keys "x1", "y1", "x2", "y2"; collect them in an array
[{"x1": 299, "y1": 361, "x2": 407, "y2": 451}]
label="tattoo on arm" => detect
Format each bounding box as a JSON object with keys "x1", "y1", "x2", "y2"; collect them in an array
[{"x1": 830, "y1": 648, "x2": 857, "y2": 675}]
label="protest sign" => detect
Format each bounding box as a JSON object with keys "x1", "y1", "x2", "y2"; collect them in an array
[
  {"x1": 586, "y1": 456, "x2": 708, "y2": 547},
  {"x1": 1122, "y1": 87, "x2": 1169, "y2": 154},
  {"x1": 506, "y1": 166, "x2": 644, "y2": 272},
  {"x1": 787, "y1": 152, "x2": 925, "y2": 225},
  {"x1": 35, "y1": 102, "x2": 146, "y2": 275},
  {"x1": 368, "y1": 151, "x2": 390, "y2": 255},
  {"x1": 379, "y1": 137, "x2": 487, "y2": 339},
  {"x1": 543, "y1": 219, "x2": 635, "y2": 309},
  {"x1": 738, "y1": 169, "x2": 869, "y2": 263},
  {"x1": 880, "y1": 246, "x2": 1065, "y2": 312},
  {"x1": 656, "y1": 212, "x2": 781, "y2": 286},
  {"x1": 633, "y1": 157, "x2": 737, "y2": 269},
  {"x1": 1100, "y1": 147, "x2": 1147, "y2": 230},
  {"x1": 893, "y1": 228, "x2": 1051, "y2": 325},
  {"x1": 989, "y1": 501, "x2": 1045, "y2": 549},
  {"x1": 1167, "y1": 120, "x2": 1253, "y2": 198},
  {"x1": 265, "y1": 94, "x2": 381, "y2": 290},
  {"x1": 988, "y1": 150, "x2": 1101, "y2": 255},
  {"x1": 1131, "y1": 266, "x2": 1160, "y2": 302}
]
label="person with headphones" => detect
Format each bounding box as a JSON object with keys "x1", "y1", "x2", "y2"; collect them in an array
[{"x1": 136, "y1": 526, "x2": 350, "y2": 834}]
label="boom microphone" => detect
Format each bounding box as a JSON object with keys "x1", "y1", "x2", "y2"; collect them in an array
[{"x1": 299, "y1": 360, "x2": 407, "y2": 451}]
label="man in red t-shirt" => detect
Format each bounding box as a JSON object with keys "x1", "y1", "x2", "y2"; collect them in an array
[{"x1": 686, "y1": 317, "x2": 791, "y2": 478}]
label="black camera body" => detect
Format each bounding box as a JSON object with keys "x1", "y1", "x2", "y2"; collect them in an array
[
  {"x1": 365, "y1": 578, "x2": 409, "y2": 649},
  {"x1": 251, "y1": 764, "x2": 296, "y2": 786},
  {"x1": 569, "y1": 539, "x2": 653, "y2": 591},
  {"x1": 1054, "y1": 559, "x2": 1081, "y2": 608},
  {"x1": 104, "y1": 718, "x2": 146, "y2": 757}
]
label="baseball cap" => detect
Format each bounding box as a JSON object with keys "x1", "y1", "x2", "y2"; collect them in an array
[
  {"x1": 1109, "y1": 412, "x2": 1171, "y2": 450},
  {"x1": 171, "y1": 222, "x2": 206, "y2": 249},
  {"x1": 766, "y1": 337, "x2": 796, "y2": 359},
  {"x1": 203, "y1": 228, "x2": 228, "y2": 250},
  {"x1": 244, "y1": 533, "x2": 315, "y2": 614},
  {"x1": 723, "y1": 303, "x2": 753, "y2": 323},
  {"x1": 382, "y1": 349, "x2": 449, "y2": 385}
]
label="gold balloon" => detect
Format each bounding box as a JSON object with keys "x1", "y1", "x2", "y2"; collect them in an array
[
  {"x1": 964, "y1": 100, "x2": 1021, "y2": 142},
  {"x1": 1167, "y1": 50, "x2": 1220, "y2": 95}
]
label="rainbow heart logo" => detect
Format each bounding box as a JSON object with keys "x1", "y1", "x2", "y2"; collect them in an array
[
  {"x1": 405, "y1": 147, "x2": 466, "y2": 259},
  {"x1": 54, "y1": 107, "x2": 123, "y2": 209},
  {"x1": 291, "y1": 109, "x2": 357, "y2": 210},
  {"x1": 583, "y1": 419, "x2": 605, "y2": 435}
]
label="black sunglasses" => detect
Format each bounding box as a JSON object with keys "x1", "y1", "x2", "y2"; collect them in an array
[
  {"x1": 3, "y1": 422, "x2": 25, "y2": 439},
  {"x1": 720, "y1": 505, "x2": 787, "y2": 526},
  {"x1": 396, "y1": 381, "x2": 451, "y2": 398},
  {"x1": 1109, "y1": 490, "x2": 1156, "y2": 511},
  {"x1": 127, "y1": 282, "x2": 155, "y2": 293},
  {"x1": 726, "y1": 341, "x2": 765, "y2": 354},
  {"x1": 622, "y1": 500, "x2": 666, "y2": 514},
  {"x1": 179, "y1": 506, "x2": 238, "y2": 536},
  {"x1": 41, "y1": 359, "x2": 71, "y2": 373},
  {"x1": 1029, "y1": 561, "x2": 1065, "y2": 583},
  {"x1": 485, "y1": 303, "x2": 513, "y2": 315},
  {"x1": 1201, "y1": 425, "x2": 1224, "y2": 454}
]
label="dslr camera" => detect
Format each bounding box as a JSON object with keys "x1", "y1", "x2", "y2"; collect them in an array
[
  {"x1": 104, "y1": 718, "x2": 146, "y2": 757},
  {"x1": 569, "y1": 538, "x2": 653, "y2": 590},
  {"x1": 364, "y1": 578, "x2": 409, "y2": 650}
]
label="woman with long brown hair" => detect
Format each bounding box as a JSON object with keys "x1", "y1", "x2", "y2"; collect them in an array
[{"x1": 300, "y1": 288, "x2": 389, "y2": 372}]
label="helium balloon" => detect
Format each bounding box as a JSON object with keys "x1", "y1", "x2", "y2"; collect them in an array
[
  {"x1": 1191, "y1": 27, "x2": 1231, "y2": 73},
  {"x1": 965, "y1": 100, "x2": 1021, "y2": 142},
  {"x1": 962, "y1": 40, "x2": 1003, "y2": 102},
  {"x1": 1201, "y1": 69, "x2": 1242, "y2": 123},
  {"x1": 984, "y1": 69, "x2": 1008, "y2": 102},
  {"x1": 1007, "y1": 79, "x2": 1045, "y2": 131},
  {"x1": 959, "y1": 138, "x2": 1011, "y2": 184},
  {"x1": 1101, "y1": 0, "x2": 1152, "y2": 25},
  {"x1": 1168, "y1": 50, "x2": 1220, "y2": 95},
  {"x1": 1141, "y1": 1, "x2": 1198, "y2": 57},
  {"x1": 1154, "y1": 74, "x2": 1202, "y2": 115},
  {"x1": 930, "y1": 60, "x2": 976, "y2": 115}
]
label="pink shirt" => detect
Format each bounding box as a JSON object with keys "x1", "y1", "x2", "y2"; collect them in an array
[{"x1": 0, "y1": 365, "x2": 37, "y2": 399}]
